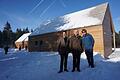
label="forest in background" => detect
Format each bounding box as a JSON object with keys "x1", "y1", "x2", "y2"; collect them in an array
[{"x1": 0, "y1": 22, "x2": 33, "y2": 48}]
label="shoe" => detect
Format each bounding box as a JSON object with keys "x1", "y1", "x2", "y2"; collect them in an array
[
  {"x1": 91, "y1": 65, "x2": 95, "y2": 68},
  {"x1": 77, "y1": 69, "x2": 81, "y2": 72},
  {"x1": 58, "y1": 70, "x2": 63, "y2": 73},
  {"x1": 64, "y1": 69, "x2": 69, "y2": 72},
  {"x1": 72, "y1": 69, "x2": 75, "y2": 72}
]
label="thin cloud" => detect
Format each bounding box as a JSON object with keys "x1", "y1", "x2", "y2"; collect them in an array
[
  {"x1": 116, "y1": 17, "x2": 120, "y2": 21},
  {"x1": 3, "y1": 11, "x2": 28, "y2": 25},
  {"x1": 116, "y1": 17, "x2": 120, "y2": 26},
  {"x1": 59, "y1": 0, "x2": 66, "y2": 8},
  {"x1": 28, "y1": 0, "x2": 45, "y2": 15},
  {"x1": 15, "y1": 16, "x2": 28, "y2": 23},
  {"x1": 39, "y1": 0, "x2": 56, "y2": 18}
]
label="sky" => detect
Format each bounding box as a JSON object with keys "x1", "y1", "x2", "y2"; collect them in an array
[{"x1": 0, "y1": 0, "x2": 120, "y2": 32}]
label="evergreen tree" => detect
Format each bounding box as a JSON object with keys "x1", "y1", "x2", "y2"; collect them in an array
[
  {"x1": 118, "y1": 31, "x2": 120, "y2": 47},
  {"x1": 25, "y1": 27, "x2": 29, "y2": 33},
  {"x1": 31, "y1": 29, "x2": 33, "y2": 32},
  {"x1": 3, "y1": 21, "x2": 13, "y2": 47},
  {"x1": 4, "y1": 21, "x2": 12, "y2": 31},
  {"x1": 23, "y1": 28, "x2": 26, "y2": 33},
  {"x1": 0, "y1": 30, "x2": 2, "y2": 47},
  {"x1": 15, "y1": 28, "x2": 23, "y2": 41}
]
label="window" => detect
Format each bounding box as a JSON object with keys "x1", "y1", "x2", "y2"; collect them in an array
[
  {"x1": 39, "y1": 40, "x2": 43, "y2": 46},
  {"x1": 35, "y1": 41, "x2": 38, "y2": 46}
]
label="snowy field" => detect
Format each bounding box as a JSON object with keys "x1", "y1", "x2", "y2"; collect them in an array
[{"x1": 0, "y1": 48, "x2": 120, "y2": 80}]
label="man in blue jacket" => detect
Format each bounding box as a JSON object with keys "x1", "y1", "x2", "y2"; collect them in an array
[{"x1": 81, "y1": 29, "x2": 95, "y2": 68}]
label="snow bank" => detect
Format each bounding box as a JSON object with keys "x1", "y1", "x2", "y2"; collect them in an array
[
  {"x1": 112, "y1": 48, "x2": 120, "y2": 51},
  {"x1": 0, "y1": 48, "x2": 4, "y2": 52},
  {"x1": 0, "y1": 57, "x2": 18, "y2": 62}
]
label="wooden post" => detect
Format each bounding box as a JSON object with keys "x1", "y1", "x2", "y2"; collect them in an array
[{"x1": 113, "y1": 32, "x2": 116, "y2": 51}]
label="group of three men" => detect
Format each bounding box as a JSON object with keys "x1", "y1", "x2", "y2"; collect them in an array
[{"x1": 57, "y1": 29, "x2": 95, "y2": 73}]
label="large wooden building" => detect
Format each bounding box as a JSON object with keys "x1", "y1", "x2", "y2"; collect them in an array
[{"x1": 28, "y1": 3, "x2": 115, "y2": 58}]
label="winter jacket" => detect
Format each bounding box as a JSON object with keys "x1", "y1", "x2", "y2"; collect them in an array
[
  {"x1": 69, "y1": 35, "x2": 83, "y2": 53},
  {"x1": 77, "y1": 35, "x2": 83, "y2": 52},
  {"x1": 82, "y1": 33, "x2": 94, "y2": 50},
  {"x1": 57, "y1": 36, "x2": 69, "y2": 54}
]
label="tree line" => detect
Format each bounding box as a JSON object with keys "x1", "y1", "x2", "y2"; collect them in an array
[{"x1": 0, "y1": 21, "x2": 33, "y2": 48}]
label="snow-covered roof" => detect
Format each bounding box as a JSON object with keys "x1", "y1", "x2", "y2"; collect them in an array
[
  {"x1": 24, "y1": 37, "x2": 29, "y2": 41},
  {"x1": 30, "y1": 3, "x2": 108, "y2": 36},
  {"x1": 15, "y1": 33, "x2": 31, "y2": 43}
]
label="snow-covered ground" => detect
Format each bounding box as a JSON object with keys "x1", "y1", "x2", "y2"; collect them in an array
[{"x1": 0, "y1": 48, "x2": 120, "y2": 80}]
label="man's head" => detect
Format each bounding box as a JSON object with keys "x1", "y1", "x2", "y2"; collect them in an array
[
  {"x1": 73, "y1": 30, "x2": 79, "y2": 36},
  {"x1": 81, "y1": 29, "x2": 87, "y2": 36},
  {"x1": 63, "y1": 31, "x2": 67, "y2": 37}
]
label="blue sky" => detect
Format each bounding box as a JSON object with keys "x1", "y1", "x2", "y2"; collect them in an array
[{"x1": 0, "y1": 0, "x2": 120, "y2": 32}]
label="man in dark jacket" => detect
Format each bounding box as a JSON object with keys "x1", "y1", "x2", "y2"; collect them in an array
[
  {"x1": 57, "y1": 31, "x2": 69, "y2": 73},
  {"x1": 81, "y1": 29, "x2": 95, "y2": 68},
  {"x1": 69, "y1": 30, "x2": 83, "y2": 72}
]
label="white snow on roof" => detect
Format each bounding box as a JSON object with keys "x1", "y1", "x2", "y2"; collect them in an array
[
  {"x1": 24, "y1": 37, "x2": 29, "y2": 41},
  {"x1": 30, "y1": 3, "x2": 108, "y2": 36},
  {"x1": 15, "y1": 33, "x2": 31, "y2": 43},
  {"x1": 56, "y1": 7, "x2": 100, "y2": 30}
]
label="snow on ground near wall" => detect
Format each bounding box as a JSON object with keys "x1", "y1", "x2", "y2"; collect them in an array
[
  {"x1": 0, "y1": 48, "x2": 120, "y2": 80},
  {"x1": 112, "y1": 48, "x2": 120, "y2": 51}
]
